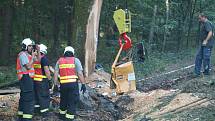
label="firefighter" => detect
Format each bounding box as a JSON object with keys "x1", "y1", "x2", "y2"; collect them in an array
[
  {"x1": 16, "y1": 38, "x2": 40, "y2": 121},
  {"x1": 33, "y1": 44, "x2": 52, "y2": 117},
  {"x1": 54, "y1": 46, "x2": 86, "y2": 121}
]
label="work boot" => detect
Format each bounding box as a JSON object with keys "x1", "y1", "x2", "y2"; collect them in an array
[
  {"x1": 15, "y1": 116, "x2": 22, "y2": 121},
  {"x1": 58, "y1": 114, "x2": 65, "y2": 121},
  {"x1": 64, "y1": 118, "x2": 75, "y2": 121},
  {"x1": 192, "y1": 72, "x2": 201, "y2": 78},
  {"x1": 34, "y1": 108, "x2": 40, "y2": 116},
  {"x1": 203, "y1": 80, "x2": 214, "y2": 86},
  {"x1": 16, "y1": 113, "x2": 23, "y2": 121},
  {"x1": 203, "y1": 71, "x2": 210, "y2": 75},
  {"x1": 41, "y1": 111, "x2": 52, "y2": 118}
]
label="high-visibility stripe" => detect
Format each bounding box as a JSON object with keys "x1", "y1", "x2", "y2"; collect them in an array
[
  {"x1": 29, "y1": 75, "x2": 34, "y2": 78},
  {"x1": 59, "y1": 64, "x2": 75, "y2": 69},
  {"x1": 34, "y1": 78, "x2": 43, "y2": 81},
  {"x1": 34, "y1": 64, "x2": 41, "y2": 68},
  {"x1": 34, "y1": 105, "x2": 40, "y2": 108},
  {"x1": 23, "y1": 114, "x2": 33, "y2": 119},
  {"x1": 60, "y1": 75, "x2": 78, "y2": 80},
  {"x1": 34, "y1": 74, "x2": 47, "y2": 81},
  {"x1": 65, "y1": 113, "x2": 75, "y2": 119},
  {"x1": 17, "y1": 111, "x2": 23, "y2": 115},
  {"x1": 34, "y1": 75, "x2": 47, "y2": 78},
  {"x1": 40, "y1": 108, "x2": 49, "y2": 113},
  {"x1": 60, "y1": 79, "x2": 77, "y2": 83},
  {"x1": 17, "y1": 70, "x2": 35, "y2": 74},
  {"x1": 59, "y1": 109, "x2": 67, "y2": 114},
  {"x1": 17, "y1": 52, "x2": 35, "y2": 80}
]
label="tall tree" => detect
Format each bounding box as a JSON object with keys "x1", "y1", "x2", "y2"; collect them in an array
[
  {"x1": 0, "y1": 0, "x2": 13, "y2": 65},
  {"x1": 162, "y1": 0, "x2": 169, "y2": 52},
  {"x1": 85, "y1": 0, "x2": 103, "y2": 76},
  {"x1": 32, "y1": 0, "x2": 40, "y2": 42},
  {"x1": 51, "y1": 0, "x2": 61, "y2": 57},
  {"x1": 148, "y1": 5, "x2": 157, "y2": 52},
  {"x1": 71, "y1": 0, "x2": 92, "y2": 72},
  {"x1": 186, "y1": 0, "x2": 196, "y2": 48},
  {"x1": 66, "y1": 0, "x2": 75, "y2": 45}
]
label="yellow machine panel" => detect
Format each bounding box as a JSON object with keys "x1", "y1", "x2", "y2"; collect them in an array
[
  {"x1": 113, "y1": 9, "x2": 131, "y2": 34},
  {"x1": 113, "y1": 61, "x2": 136, "y2": 93},
  {"x1": 111, "y1": 45, "x2": 136, "y2": 94}
]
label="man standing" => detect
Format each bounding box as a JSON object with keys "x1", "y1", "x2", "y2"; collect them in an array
[
  {"x1": 16, "y1": 38, "x2": 39, "y2": 121},
  {"x1": 195, "y1": 13, "x2": 214, "y2": 76},
  {"x1": 33, "y1": 44, "x2": 52, "y2": 117},
  {"x1": 54, "y1": 46, "x2": 86, "y2": 121}
]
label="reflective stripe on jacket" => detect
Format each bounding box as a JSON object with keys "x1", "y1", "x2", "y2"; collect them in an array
[
  {"x1": 59, "y1": 57, "x2": 78, "y2": 83},
  {"x1": 33, "y1": 55, "x2": 47, "y2": 81},
  {"x1": 16, "y1": 51, "x2": 35, "y2": 80}
]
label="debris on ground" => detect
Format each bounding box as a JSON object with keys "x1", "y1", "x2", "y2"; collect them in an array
[{"x1": 1, "y1": 67, "x2": 215, "y2": 120}]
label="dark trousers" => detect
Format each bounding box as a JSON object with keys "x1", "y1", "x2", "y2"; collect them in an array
[
  {"x1": 195, "y1": 46, "x2": 212, "y2": 75},
  {"x1": 60, "y1": 82, "x2": 80, "y2": 117},
  {"x1": 18, "y1": 74, "x2": 34, "y2": 121},
  {"x1": 34, "y1": 78, "x2": 50, "y2": 114}
]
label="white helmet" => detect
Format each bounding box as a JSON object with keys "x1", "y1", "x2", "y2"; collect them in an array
[
  {"x1": 39, "y1": 44, "x2": 47, "y2": 54},
  {"x1": 22, "y1": 38, "x2": 34, "y2": 50},
  {"x1": 64, "y1": 46, "x2": 74, "y2": 54}
]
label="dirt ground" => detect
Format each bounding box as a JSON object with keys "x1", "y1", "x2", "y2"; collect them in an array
[{"x1": 1, "y1": 68, "x2": 215, "y2": 121}]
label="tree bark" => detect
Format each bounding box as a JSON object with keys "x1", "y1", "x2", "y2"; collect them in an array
[
  {"x1": 197, "y1": 0, "x2": 202, "y2": 47},
  {"x1": 52, "y1": 0, "x2": 60, "y2": 57},
  {"x1": 0, "y1": 0, "x2": 13, "y2": 65},
  {"x1": 32, "y1": 0, "x2": 40, "y2": 42},
  {"x1": 84, "y1": 0, "x2": 103, "y2": 77},
  {"x1": 148, "y1": 5, "x2": 157, "y2": 52},
  {"x1": 177, "y1": 19, "x2": 182, "y2": 52},
  {"x1": 162, "y1": 0, "x2": 169, "y2": 52},
  {"x1": 186, "y1": 0, "x2": 196, "y2": 48},
  {"x1": 67, "y1": 0, "x2": 75, "y2": 45},
  {"x1": 71, "y1": 1, "x2": 76, "y2": 43}
]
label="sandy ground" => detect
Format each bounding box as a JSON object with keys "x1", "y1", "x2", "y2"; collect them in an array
[{"x1": 0, "y1": 70, "x2": 215, "y2": 121}]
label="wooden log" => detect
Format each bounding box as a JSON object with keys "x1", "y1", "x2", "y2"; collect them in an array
[{"x1": 0, "y1": 89, "x2": 20, "y2": 95}]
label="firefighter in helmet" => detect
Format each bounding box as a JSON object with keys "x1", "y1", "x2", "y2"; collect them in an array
[
  {"x1": 33, "y1": 44, "x2": 52, "y2": 117},
  {"x1": 16, "y1": 38, "x2": 40, "y2": 121},
  {"x1": 54, "y1": 46, "x2": 86, "y2": 121}
]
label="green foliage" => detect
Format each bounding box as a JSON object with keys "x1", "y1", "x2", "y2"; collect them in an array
[
  {"x1": 134, "y1": 54, "x2": 167, "y2": 77},
  {"x1": 0, "y1": 66, "x2": 17, "y2": 86},
  {"x1": 134, "y1": 48, "x2": 195, "y2": 80}
]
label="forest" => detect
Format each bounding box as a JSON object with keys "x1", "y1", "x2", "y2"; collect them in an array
[
  {"x1": 1, "y1": 0, "x2": 215, "y2": 121},
  {"x1": 0, "y1": 0, "x2": 215, "y2": 65}
]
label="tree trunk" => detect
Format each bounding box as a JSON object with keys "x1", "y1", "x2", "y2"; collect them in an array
[
  {"x1": 71, "y1": 1, "x2": 76, "y2": 43},
  {"x1": 52, "y1": 0, "x2": 60, "y2": 57},
  {"x1": 148, "y1": 5, "x2": 157, "y2": 52},
  {"x1": 67, "y1": 14, "x2": 72, "y2": 45},
  {"x1": 0, "y1": 0, "x2": 13, "y2": 65},
  {"x1": 186, "y1": 0, "x2": 196, "y2": 48},
  {"x1": 162, "y1": 0, "x2": 169, "y2": 52},
  {"x1": 177, "y1": 19, "x2": 182, "y2": 52},
  {"x1": 66, "y1": 0, "x2": 91, "y2": 76},
  {"x1": 67, "y1": 0, "x2": 75, "y2": 45},
  {"x1": 197, "y1": 0, "x2": 202, "y2": 47},
  {"x1": 84, "y1": 0, "x2": 103, "y2": 77},
  {"x1": 32, "y1": 0, "x2": 40, "y2": 42}
]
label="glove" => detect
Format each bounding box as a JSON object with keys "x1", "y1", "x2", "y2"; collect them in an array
[{"x1": 81, "y1": 84, "x2": 86, "y2": 94}]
